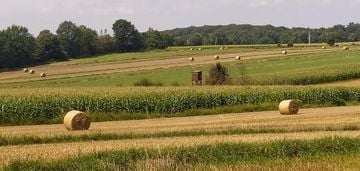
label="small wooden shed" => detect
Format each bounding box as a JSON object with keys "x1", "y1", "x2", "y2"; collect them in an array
[{"x1": 192, "y1": 70, "x2": 202, "y2": 85}]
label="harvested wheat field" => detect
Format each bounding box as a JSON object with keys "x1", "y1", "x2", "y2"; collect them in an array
[{"x1": 1, "y1": 106, "x2": 360, "y2": 167}]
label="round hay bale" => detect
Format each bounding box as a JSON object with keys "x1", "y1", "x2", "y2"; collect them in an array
[
  {"x1": 23, "y1": 68, "x2": 29, "y2": 73},
  {"x1": 282, "y1": 50, "x2": 288, "y2": 55},
  {"x1": 189, "y1": 57, "x2": 194, "y2": 61},
  {"x1": 190, "y1": 48, "x2": 194, "y2": 51},
  {"x1": 214, "y1": 55, "x2": 220, "y2": 60},
  {"x1": 279, "y1": 100, "x2": 299, "y2": 115},
  {"x1": 343, "y1": 46, "x2": 349, "y2": 50},
  {"x1": 64, "y1": 110, "x2": 91, "y2": 131},
  {"x1": 198, "y1": 48, "x2": 202, "y2": 51},
  {"x1": 40, "y1": 73, "x2": 46, "y2": 77},
  {"x1": 322, "y1": 46, "x2": 326, "y2": 49},
  {"x1": 220, "y1": 47, "x2": 223, "y2": 50},
  {"x1": 235, "y1": 56, "x2": 241, "y2": 60},
  {"x1": 29, "y1": 70, "x2": 35, "y2": 74}
]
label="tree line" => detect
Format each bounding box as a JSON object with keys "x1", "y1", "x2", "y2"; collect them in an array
[
  {"x1": 0, "y1": 19, "x2": 173, "y2": 69},
  {"x1": 1, "y1": 19, "x2": 360, "y2": 70},
  {"x1": 165, "y1": 23, "x2": 360, "y2": 46}
]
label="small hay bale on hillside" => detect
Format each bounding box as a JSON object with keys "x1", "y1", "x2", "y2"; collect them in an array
[
  {"x1": 23, "y1": 68, "x2": 29, "y2": 73},
  {"x1": 189, "y1": 57, "x2": 194, "y2": 61},
  {"x1": 343, "y1": 46, "x2": 349, "y2": 50},
  {"x1": 279, "y1": 100, "x2": 299, "y2": 115},
  {"x1": 40, "y1": 73, "x2": 46, "y2": 78},
  {"x1": 322, "y1": 46, "x2": 326, "y2": 49},
  {"x1": 64, "y1": 110, "x2": 91, "y2": 131},
  {"x1": 282, "y1": 50, "x2": 288, "y2": 55},
  {"x1": 214, "y1": 55, "x2": 220, "y2": 60},
  {"x1": 220, "y1": 47, "x2": 224, "y2": 50},
  {"x1": 190, "y1": 48, "x2": 194, "y2": 51},
  {"x1": 198, "y1": 48, "x2": 202, "y2": 51},
  {"x1": 235, "y1": 56, "x2": 241, "y2": 60},
  {"x1": 29, "y1": 70, "x2": 35, "y2": 74}
]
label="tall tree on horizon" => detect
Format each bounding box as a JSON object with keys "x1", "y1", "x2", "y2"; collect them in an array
[
  {"x1": 0, "y1": 25, "x2": 35, "y2": 69},
  {"x1": 56, "y1": 21, "x2": 79, "y2": 57},
  {"x1": 35, "y1": 30, "x2": 65, "y2": 62},
  {"x1": 112, "y1": 19, "x2": 143, "y2": 52}
]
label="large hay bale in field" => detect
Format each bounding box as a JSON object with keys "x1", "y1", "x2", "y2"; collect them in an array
[
  {"x1": 190, "y1": 48, "x2": 194, "y2": 51},
  {"x1": 198, "y1": 48, "x2": 202, "y2": 51},
  {"x1": 64, "y1": 110, "x2": 91, "y2": 131},
  {"x1": 214, "y1": 55, "x2": 220, "y2": 60},
  {"x1": 282, "y1": 50, "x2": 288, "y2": 55},
  {"x1": 189, "y1": 57, "x2": 194, "y2": 61},
  {"x1": 40, "y1": 73, "x2": 46, "y2": 78},
  {"x1": 322, "y1": 46, "x2": 326, "y2": 49},
  {"x1": 23, "y1": 68, "x2": 29, "y2": 73},
  {"x1": 29, "y1": 70, "x2": 35, "y2": 74},
  {"x1": 235, "y1": 56, "x2": 241, "y2": 60},
  {"x1": 220, "y1": 47, "x2": 224, "y2": 50},
  {"x1": 343, "y1": 46, "x2": 349, "y2": 50},
  {"x1": 279, "y1": 100, "x2": 299, "y2": 115}
]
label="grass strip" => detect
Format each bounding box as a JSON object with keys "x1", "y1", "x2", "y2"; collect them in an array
[{"x1": 6, "y1": 137, "x2": 360, "y2": 170}]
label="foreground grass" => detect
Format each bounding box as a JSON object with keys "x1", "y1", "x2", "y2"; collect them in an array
[{"x1": 6, "y1": 137, "x2": 360, "y2": 170}]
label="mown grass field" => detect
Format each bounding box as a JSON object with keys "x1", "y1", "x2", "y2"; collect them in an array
[
  {"x1": 1, "y1": 43, "x2": 360, "y2": 170},
  {"x1": 0, "y1": 44, "x2": 359, "y2": 88}
]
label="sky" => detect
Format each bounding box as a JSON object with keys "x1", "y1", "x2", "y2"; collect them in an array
[{"x1": 0, "y1": 0, "x2": 359, "y2": 35}]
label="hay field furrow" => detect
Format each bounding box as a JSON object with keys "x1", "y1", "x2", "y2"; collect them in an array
[{"x1": 2, "y1": 131, "x2": 360, "y2": 166}]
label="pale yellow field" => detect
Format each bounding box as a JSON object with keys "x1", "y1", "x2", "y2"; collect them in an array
[
  {"x1": 1, "y1": 106, "x2": 360, "y2": 166},
  {"x1": 1, "y1": 106, "x2": 359, "y2": 138}
]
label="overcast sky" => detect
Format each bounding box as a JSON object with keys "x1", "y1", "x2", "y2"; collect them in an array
[{"x1": 0, "y1": 0, "x2": 359, "y2": 35}]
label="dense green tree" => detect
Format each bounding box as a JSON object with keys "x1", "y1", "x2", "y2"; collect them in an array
[
  {"x1": 0, "y1": 25, "x2": 35, "y2": 69},
  {"x1": 56, "y1": 21, "x2": 79, "y2": 57},
  {"x1": 112, "y1": 19, "x2": 143, "y2": 52},
  {"x1": 96, "y1": 34, "x2": 115, "y2": 54},
  {"x1": 77, "y1": 25, "x2": 98, "y2": 56},
  {"x1": 35, "y1": 30, "x2": 64, "y2": 62},
  {"x1": 163, "y1": 23, "x2": 360, "y2": 45},
  {"x1": 188, "y1": 34, "x2": 203, "y2": 46},
  {"x1": 143, "y1": 28, "x2": 164, "y2": 49}
]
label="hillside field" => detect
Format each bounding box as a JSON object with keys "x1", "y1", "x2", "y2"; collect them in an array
[{"x1": 1, "y1": 43, "x2": 360, "y2": 170}]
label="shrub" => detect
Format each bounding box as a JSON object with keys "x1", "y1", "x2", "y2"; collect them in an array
[
  {"x1": 206, "y1": 63, "x2": 230, "y2": 85},
  {"x1": 133, "y1": 78, "x2": 163, "y2": 87}
]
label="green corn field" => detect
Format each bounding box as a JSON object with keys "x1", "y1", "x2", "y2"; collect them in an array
[{"x1": 1, "y1": 86, "x2": 360, "y2": 125}]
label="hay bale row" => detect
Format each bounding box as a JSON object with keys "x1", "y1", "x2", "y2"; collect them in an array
[
  {"x1": 279, "y1": 100, "x2": 299, "y2": 115},
  {"x1": 64, "y1": 110, "x2": 91, "y2": 131},
  {"x1": 23, "y1": 68, "x2": 47, "y2": 78}
]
